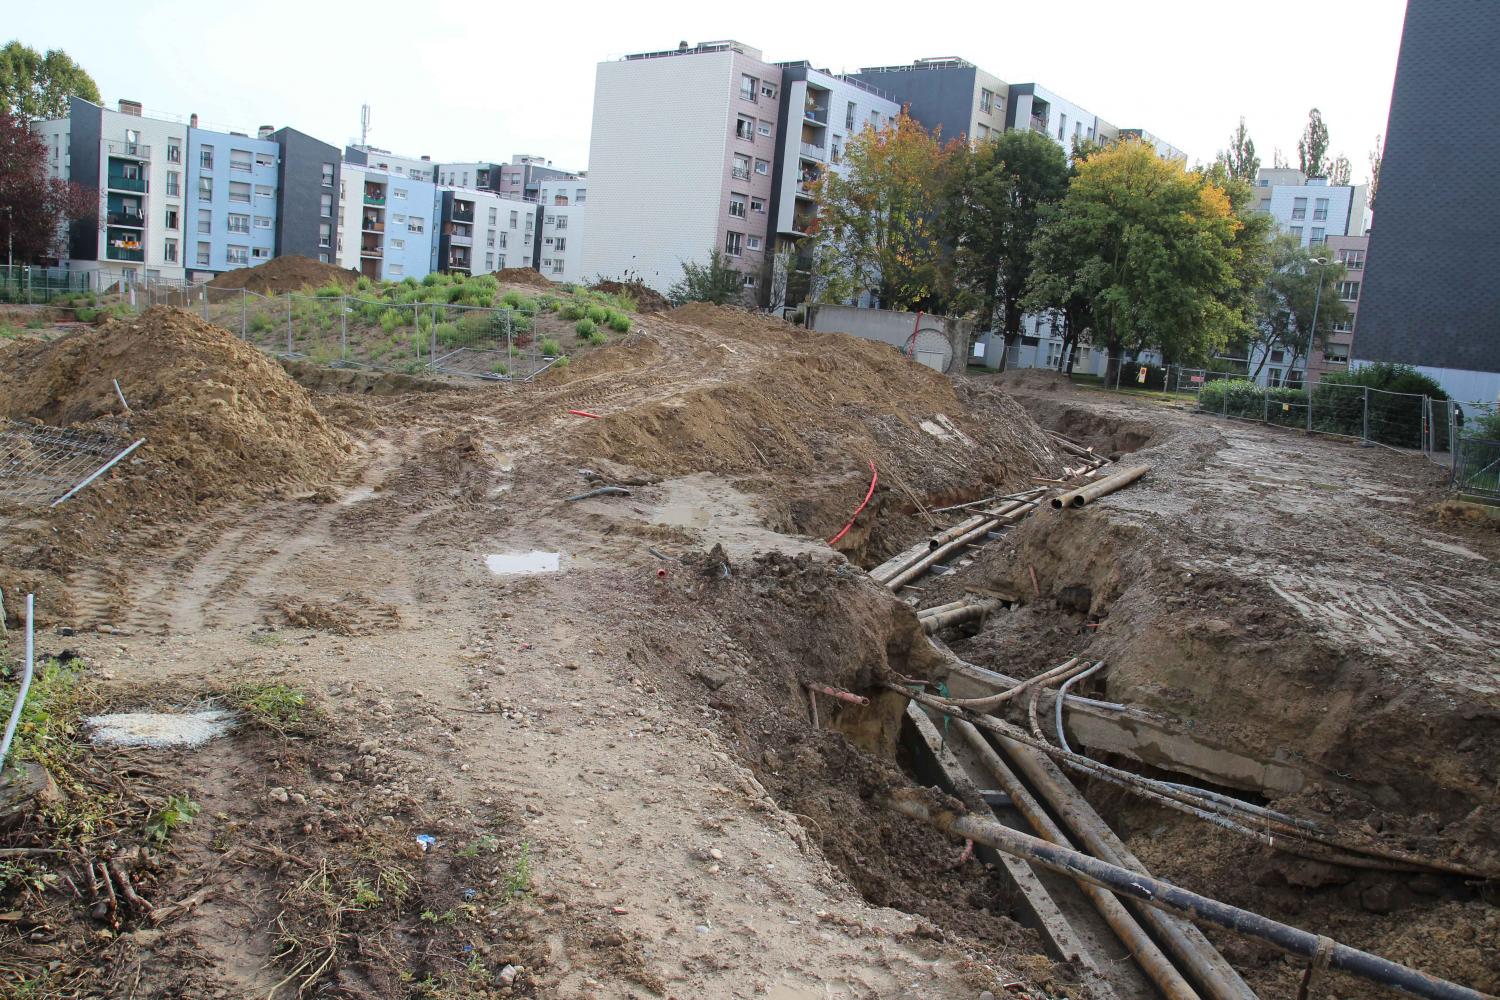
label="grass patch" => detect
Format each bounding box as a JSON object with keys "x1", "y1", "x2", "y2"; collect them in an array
[{"x1": 232, "y1": 681, "x2": 315, "y2": 735}]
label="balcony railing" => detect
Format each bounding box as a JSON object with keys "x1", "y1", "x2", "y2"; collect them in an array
[
  {"x1": 803, "y1": 107, "x2": 828, "y2": 125},
  {"x1": 359, "y1": 245, "x2": 383, "y2": 257},
  {"x1": 107, "y1": 211, "x2": 145, "y2": 227},
  {"x1": 450, "y1": 206, "x2": 475, "y2": 223},
  {"x1": 362, "y1": 220, "x2": 385, "y2": 233},
  {"x1": 107, "y1": 141, "x2": 151, "y2": 159},
  {"x1": 106, "y1": 245, "x2": 145, "y2": 262},
  {"x1": 448, "y1": 233, "x2": 473, "y2": 246},
  {"x1": 799, "y1": 142, "x2": 825, "y2": 161},
  {"x1": 1029, "y1": 115, "x2": 1047, "y2": 133},
  {"x1": 363, "y1": 194, "x2": 386, "y2": 205},
  {"x1": 107, "y1": 174, "x2": 147, "y2": 193}
]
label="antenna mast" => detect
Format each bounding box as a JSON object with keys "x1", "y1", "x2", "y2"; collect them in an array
[{"x1": 360, "y1": 104, "x2": 371, "y2": 146}]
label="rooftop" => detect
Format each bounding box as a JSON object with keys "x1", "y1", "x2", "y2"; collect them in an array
[{"x1": 624, "y1": 40, "x2": 762, "y2": 62}]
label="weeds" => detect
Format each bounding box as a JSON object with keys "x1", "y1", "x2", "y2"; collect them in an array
[
  {"x1": 540, "y1": 336, "x2": 561, "y2": 356},
  {"x1": 233, "y1": 681, "x2": 313, "y2": 734},
  {"x1": 144, "y1": 795, "x2": 201, "y2": 843},
  {"x1": 504, "y1": 840, "x2": 533, "y2": 900}
]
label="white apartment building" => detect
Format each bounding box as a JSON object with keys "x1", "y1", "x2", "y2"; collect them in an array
[
  {"x1": 1251, "y1": 168, "x2": 1369, "y2": 246},
  {"x1": 536, "y1": 176, "x2": 586, "y2": 283},
  {"x1": 436, "y1": 188, "x2": 539, "y2": 276},
  {"x1": 336, "y1": 164, "x2": 438, "y2": 281},
  {"x1": 344, "y1": 144, "x2": 436, "y2": 182}
]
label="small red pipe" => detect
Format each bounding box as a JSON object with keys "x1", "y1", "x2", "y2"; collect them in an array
[
  {"x1": 804, "y1": 683, "x2": 870, "y2": 706},
  {"x1": 827, "y1": 460, "x2": 878, "y2": 546},
  {"x1": 568, "y1": 409, "x2": 602, "y2": 419}
]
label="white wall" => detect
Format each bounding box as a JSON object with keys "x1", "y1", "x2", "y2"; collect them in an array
[
  {"x1": 1263, "y1": 181, "x2": 1367, "y2": 243},
  {"x1": 580, "y1": 53, "x2": 734, "y2": 292},
  {"x1": 463, "y1": 190, "x2": 537, "y2": 274},
  {"x1": 537, "y1": 177, "x2": 586, "y2": 283}
]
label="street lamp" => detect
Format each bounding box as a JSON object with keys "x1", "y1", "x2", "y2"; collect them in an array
[{"x1": 1305, "y1": 255, "x2": 1331, "y2": 391}]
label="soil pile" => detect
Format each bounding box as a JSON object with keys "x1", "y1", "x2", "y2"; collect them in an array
[
  {"x1": 591, "y1": 279, "x2": 670, "y2": 313},
  {"x1": 0, "y1": 306, "x2": 351, "y2": 540},
  {"x1": 494, "y1": 267, "x2": 554, "y2": 288},
  {"x1": 207, "y1": 255, "x2": 358, "y2": 294}
]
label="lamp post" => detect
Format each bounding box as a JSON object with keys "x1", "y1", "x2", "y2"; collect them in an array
[{"x1": 1305, "y1": 254, "x2": 1330, "y2": 432}]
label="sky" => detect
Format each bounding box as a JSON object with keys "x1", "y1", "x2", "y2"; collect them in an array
[{"x1": 12, "y1": 0, "x2": 1407, "y2": 179}]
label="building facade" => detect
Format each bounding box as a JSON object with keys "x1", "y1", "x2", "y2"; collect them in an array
[
  {"x1": 581, "y1": 40, "x2": 783, "y2": 296},
  {"x1": 1251, "y1": 168, "x2": 1368, "y2": 247},
  {"x1": 434, "y1": 189, "x2": 539, "y2": 276},
  {"x1": 849, "y1": 58, "x2": 1009, "y2": 144},
  {"x1": 536, "y1": 176, "x2": 586, "y2": 282},
  {"x1": 337, "y1": 165, "x2": 438, "y2": 281},
  {"x1": 184, "y1": 126, "x2": 279, "y2": 279},
  {"x1": 1006, "y1": 82, "x2": 1111, "y2": 154},
  {"x1": 270, "y1": 128, "x2": 341, "y2": 265},
  {"x1": 344, "y1": 144, "x2": 435, "y2": 182},
  {"x1": 1352, "y1": 0, "x2": 1500, "y2": 403},
  {"x1": 496, "y1": 155, "x2": 575, "y2": 202}
]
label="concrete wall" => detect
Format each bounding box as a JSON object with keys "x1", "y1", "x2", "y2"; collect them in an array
[{"x1": 808, "y1": 303, "x2": 967, "y2": 374}]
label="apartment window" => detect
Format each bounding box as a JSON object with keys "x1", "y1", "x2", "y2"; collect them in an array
[
  {"x1": 198, "y1": 176, "x2": 213, "y2": 200},
  {"x1": 1310, "y1": 227, "x2": 1326, "y2": 244},
  {"x1": 1289, "y1": 226, "x2": 1303, "y2": 239},
  {"x1": 1332, "y1": 319, "x2": 1353, "y2": 333},
  {"x1": 729, "y1": 194, "x2": 747, "y2": 218},
  {"x1": 552, "y1": 260, "x2": 564, "y2": 274},
  {"x1": 544, "y1": 236, "x2": 554, "y2": 246},
  {"x1": 226, "y1": 244, "x2": 249, "y2": 266},
  {"x1": 227, "y1": 213, "x2": 250, "y2": 233},
  {"x1": 497, "y1": 232, "x2": 507, "y2": 248},
  {"x1": 758, "y1": 120, "x2": 772, "y2": 138},
  {"x1": 164, "y1": 208, "x2": 179, "y2": 230},
  {"x1": 488, "y1": 207, "x2": 497, "y2": 225},
  {"x1": 229, "y1": 181, "x2": 251, "y2": 204},
  {"x1": 742, "y1": 274, "x2": 756, "y2": 288},
  {"x1": 751, "y1": 197, "x2": 765, "y2": 214},
  {"x1": 318, "y1": 253, "x2": 328, "y2": 263},
  {"x1": 846, "y1": 101, "x2": 856, "y2": 129},
  {"x1": 525, "y1": 215, "x2": 533, "y2": 230},
  {"x1": 485, "y1": 253, "x2": 494, "y2": 270},
  {"x1": 254, "y1": 215, "x2": 272, "y2": 229},
  {"x1": 321, "y1": 162, "x2": 334, "y2": 186},
  {"x1": 1339, "y1": 249, "x2": 1365, "y2": 270},
  {"x1": 761, "y1": 82, "x2": 776, "y2": 99},
  {"x1": 747, "y1": 235, "x2": 761, "y2": 251},
  {"x1": 255, "y1": 152, "x2": 274, "y2": 169},
  {"x1": 200, "y1": 145, "x2": 214, "y2": 170},
  {"x1": 1337, "y1": 280, "x2": 1360, "y2": 301},
  {"x1": 167, "y1": 142, "x2": 181, "y2": 164},
  {"x1": 754, "y1": 159, "x2": 770, "y2": 176},
  {"x1": 196, "y1": 242, "x2": 211, "y2": 266},
  {"x1": 736, "y1": 116, "x2": 756, "y2": 141},
  {"x1": 164, "y1": 238, "x2": 178, "y2": 263},
  {"x1": 977, "y1": 124, "x2": 991, "y2": 140},
  {"x1": 555, "y1": 237, "x2": 566, "y2": 252},
  {"x1": 1058, "y1": 113, "x2": 1067, "y2": 140},
  {"x1": 724, "y1": 231, "x2": 743, "y2": 257},
  {"x1": 320, "y1": 193, "x2": 333, "y2": 217},
  {"x1": 545, "y1": 213, "x2": 555, "y2": 225},
  {"x1": 197, "y1": 209, "x2": 212, "y2": 234},
  {"x1": 1313, "y1": 197, "x2": 1329, "y2": 221},
  {"x1": 230, "y1": 149, "x2": 252, "y2": 171},
  {"x1": 869, "y1": 110, "x2": 881, "y2": 128},
  {"x1": 980, "y1": 88, "x2": 995, "y2": 114},
  {"x1": 389, "y1": 264, "x2": 404, "y2": 275},
  {"x1": 255, "y1": 246, "x2": 273, "y2": 261},
  {"x1": 1291, "y1": 197, "x2": 1307, "y2": 220},
  {"x1": 392, "y1": 238, "x2": 404, "y2": 250},
  {"x1": 409, "y1": 218, "x2": 424, "y2": 234},
  {"x1": 392, "y1": 188, "x2": 406, "y2": 200},
  {"x1": 831, "y1": 141, "x2": 842, "y2": 164},
  {"x1": 166, "y1": 171, "x2": 180, "y2": 197},
  {"x1": 1324, "y1": 351, "x2": 1349, "y2": 365},
  {"x1": 318, "y1": 223, "x2": 331, "y2": 248},
  {"x1": 252, "y1": 184, "x2": 271, "y2": 199},
  {"x1": 576, "y1": 189, "x2": 586, "y2": 204},
  {"x1": 553, "y1": 216, "x2": 567, "y2": 231},
  {"x1": 732, "y1": 154, "x2": 750, "y2": 180},
  {"x1": 740, "y1": 75, "x2": 758, "y2": 102}
]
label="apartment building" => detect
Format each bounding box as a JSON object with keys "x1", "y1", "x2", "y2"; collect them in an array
[
  {"x1": 435, "y1": 189, "x2": 539, "y2": 276},
  {"x1": 344, "y1": 144, "x2": 436, "y2": 182},
  {"x1": 536, "y1": 176, "x2": 587, "y2": 282},
  {"x1": 1005, "y1": 82, "x2": 1113, "y2": 153},
  {"x1": 581, "y1": 40, "x2": 783, "y2": 296},
  {"x1": 184, "y1": 125, "x2": 279, "y2": 279},
  {"x1": 337, "y1": 164, "x2": 438, "y2": 281},
  {"x1": 269, "y1": 127, "x2": 341, "y2": 264},
  {"x1": 38, "y1": 97, "x2": 191, "y2": 282},
  {"x1": 1250, "y1": 168, "x2": 1369, "y2": 247},
  {"x1": 496, "y1": 155, "x2": 575, "y2": 202},
  {"x1": 849, "y1": 57, "x2": 1009, "y2": 143}
]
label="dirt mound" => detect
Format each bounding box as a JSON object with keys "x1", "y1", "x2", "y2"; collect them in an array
[
  {"x1": 0, "y1": 306, "x2": 351, "y2": 562},
  {"x1": 494, "y1": 267, "x2": 554, "y2": 288},
  {"x1": 207, "y1": 255, "x2": 358, "y2": 294},
  {"x1": 591, "y1": 279, "x2": 670, "y2": 313},
  {"x1": 664, "y1": 301, "x2": 799, "y2": 337}
]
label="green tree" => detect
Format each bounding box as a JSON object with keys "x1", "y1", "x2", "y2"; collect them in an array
[
  {"x1": 1024, "y1": 140, "x2": 1243, "y2": 386},
  {"x1": 1367, "y1": 134, "x2": 1383, "y2": 210},
  {"x1": 1328, "y1": 153, "x2": 1352, "y2": 186},
  {"x1": 810, "y1": 111, "x2": 951, "y2": 311},
  {"x1": 1204, "y1": 160, "x2": 1275, "y2": 362},
  {"x1": 940, "y1": 129, "x2": 1069, "y2": 364},
  {"x1": 1297, "y1": 108, "x2": 1330, "y2": 178},
  {"x1": 1215, "y1": 117, "x2": 1260, "y2": 182},
  {"x1": 668, "y1": 249, "x2": 744, "y2": 306},
  {"x1": 0, "y1": 41, "x2": 100, "y2": 121},
  {"x1": 1250, "y1": 235, "x2": 1350, "y2": 384}
]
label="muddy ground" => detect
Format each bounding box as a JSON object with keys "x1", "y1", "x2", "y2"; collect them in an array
[{"x1": 1, "y1": 305, "x2": 1496, "y2": 998}]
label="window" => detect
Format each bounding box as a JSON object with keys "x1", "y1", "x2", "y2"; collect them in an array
[
  {"x1": 230, "y1": 149, "x2": 252, "y2": 171},
  {"x1": 745, "y1": 197, "x2": 763, "y2": 215},
  {"x1": 724, "y1": 231, "x2": 742, "y2": 257},
  {"x1": 556, "y1": 216, "x2": 568, "y2": 230},
  {"x1": 485, "y1": 253, "x2": 494, "y2": 270},
  {"x1": 742, "y1": 274, "x2": 756, "y2": 288},
  {"x1": 1313, "y1": 197, "x2": 1329, "y2": 221},
  {"x1": 754, "y1": 159, "x2": 770, "y2": 176},
  {"x1": 200, "y1": 145, "x2": 214, "y2": 170},
  {"x1": 198, "y1": 176, "x2": 213, "y2": 200},
  {"x1": 545, "y1": 213, "x2": 555, "y2": 225},
  {"x1": 164, "y1": 208, "x2": 179, "y2": 230},
  {"x1": 167, "y1": 142, "x2": 181, "y2": 164},
  {"x1": 980, "y1": 88, "x2": 994, "y2": 114},
  {"x1": 1324, "y1": 351, "x2": 1349, "y2": 365},
  {"x1": 488, "y1": 207, "x2": 497, "y2": 225},
  {"x1": 229, "y1": 181, "x2": 251, "y2": 204},
  {"x1": 1310, "y1": 227, "x2": 1325, "y2": 244},
  {"x1": 1339, "y1": 249, "x2": 1365, "y2": 270},
  {"x1": 509, "y1": 210, "x2": 519, "y2": 227},
  {"x1": 1058, "y1": 113, "x2": 1067, "y2": 140},
  {"x1": 226, "y1": 244, "x2": 249, "y2": 266},
  {"x1": 392, "y1": 188, "x2": 406, "y2": 200},
  {"x1": 976, "y1": 124, "x2": 990, "y2": 140},
  {"x1": 555, "y1": 237, "x2": 566, "y2": 252},
  {"x1": 758, "y1": 120, "x2": 772, "y2": 137},
  {"x1": 869, "y1": 110, "x2": 880, "y2": 128},
  {"x1": 318, "y1": 253, "x2": 328, "y2": 263},
  {"x1": 1291, "y1": 197, "x2": 1307, "y2": 220},
  {"x1": 392, "y1": 238, "x2": 404, "y2": 250},
  {"x1": 831, "y1": 140, "x2": 842, "y2": 164},
  {"x1": 255, "y1": 152, "x2": 274, "y2": 169},
  {"x1": 761, "y1": 82, "x2": 776, "y2": 99},
  {"x1": 576, "y1": 189, "x2": 586, "y2": 204},
  {"x1": 1332, "y1": 319, "x2": 1353, "y2": 333},
  {"x1": 1289, "y1": 226, "x2": 1303, "y2": 239},
  {"x1": 729, "y1": 194, "x2": 747, "y2": 218},
  {"x1": 254, "y1": 215, "x2": 272, "y2": 229},
  {"x1": 1270, "y1": 349, "x2": 1286, "y2": 363},
  {"x1": 197, "y1": 209, "x2": 212, "y2": 234},
  {"x1": 166, "y1": 171, "x2": 180, "y2": 197},
  {"x1": 164, "y1": 238, "x2": 178, "y2": 263},
  {"x1": 408, "y1": 217, "x2": 424, "y2": 233},
  {"x1": 196, "y1": 242, "x2": 211, "y2": 266},
  {"x1": 747, "y1": 235, "x2": 761, "y2": 251},
  {"x1": 320, "y1": 193, "x2": 332, "y2": 217},
  {"x1": 732, "y1": 154, "x2": 750, "y2": 180},
  {"x1": 737, "y1": 115, "x2": 755, "y2": 141},
  {"x1": 227, "y1": 213, "x2": 250, "y2": 233},
  {"x1": 525, "y1": 215, "x2": 533, "y2": 230},
  {"x1": 497, "y1": 232, "x2": 507, "y2": 248},
  {"x1": 552, "y1": 260, "x2": 564, "y2": 274},
  {"x1": 846, "y1": 101, "x2": 857, "y2": 129},
  {"x1": 740, "y1": 75, "x2": 758, "y2": 102},
  {"x1": 544, "y1": 236, "x2": 554, "y2": 246},
  {"x1": 253, "y1": 246, "x2": 271, "y2": 260},
  {"x1": 389, "y1": 263, "x2": 403, "y2": 275},
  {"x1": 321, "y1": 163, "x2": 334, "y2": 186},
  {"x1": 1337, "y1": 280, "x2": 1360, "y2": 301}
]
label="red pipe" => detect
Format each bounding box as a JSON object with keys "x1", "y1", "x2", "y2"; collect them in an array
[
  {"x1": 804, "y1": 683, "x2": 871, "y2": 706},
  {"x1": 568, "y1": 409, "x2": 602, "y2": 419},
  {"x1": 827, "y1": 460, "x2": 878, "y2": 546}
]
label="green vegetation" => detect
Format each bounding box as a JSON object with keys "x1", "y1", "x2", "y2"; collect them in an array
[
  {"x1": 574, "y1": 318, "x2": 597, "y2": 339},
  {"x1": 234, "y1": 681, "x2": 313, "y2": 734},
  {"x1": 249, "y1": 312, "x2": 276, "y2": 334},
  {"x1": 145, "y1": 794, "x2": 201, "y2": 843},
  {"x1": 606, "y1": 312, "x2": 631, "y2": 333},
  {"x1": 669, "y1": 249, "x2": 744, "y2": 307},
  {"x1": 504, "y1": 840, "x2": 533, "y2": 900},
  {"x1": 0, "y1": 323, "x2": 20, "y2": 340},
  {"x1": 540, "y1": 337, "x2": 561, "y2": 356}
]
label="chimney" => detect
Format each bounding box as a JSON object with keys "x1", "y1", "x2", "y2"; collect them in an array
[
  {"x1": 190, "y1": 113, "x2": 199, "y2": 128},
  {"x1": 258, "y1": 125, "x2": 274, "y2": 139},
  {"x1": 421, "y1": 154, "x2": 431, "y2": 161},
  {"x1": 118, "y1": 99, "x2": 142, "y2": 117}
]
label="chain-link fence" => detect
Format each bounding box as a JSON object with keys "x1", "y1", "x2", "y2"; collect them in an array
[
  {"x1": 1452, "y1": 436, "x2": 1500, "y2": 503},
  {"x1": 0, "y1": 265, "x2": 94, "y2": 304}
]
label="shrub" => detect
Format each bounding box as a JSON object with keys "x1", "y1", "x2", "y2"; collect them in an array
[
  {"x1": 585, "y1": 304, "x2": 609, "y2": 325},
  {"x1": 540, "y1": 337, "x2": 561, "y2": 356},
  {"x1": 574, "y1": 318, "x2": 597, "y2": 338},
  {"x1": 554, "y1": 354, "x2": 569, "y2": 367},
  {"x1": 433, "y1": 321, "x2": 462, "y2": 346},
  {"x1": 1468, "y1": 408, "x2": 1500, "y2": 440},
  {"x1": 607, "y1": 312, "x2": 631, "y2": 334},
  {"x1": 379, "y1": 310, "x2": 404, "y2": 333},
  {"x1": 355, "y1": 276, "x2": 374, "y2": 292},
  {"x1": 249, "y1": 313, "x2": 276, "y2": 334},
  {"x1": 558, "y1": 302, "x2": 586, "y2": 321},
  {"x1": 422, "y1": 272, "x2": 445, "y2": 286},
  {"x1": 489, "y1": 361, "x2": 510, "y2": 376},
  {"x1": 501, "y1": 291, "x2": 536, "y2": 311}
]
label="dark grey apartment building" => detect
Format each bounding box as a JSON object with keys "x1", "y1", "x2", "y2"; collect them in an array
[
  {"x1": 1353, "y1": 0, "x2": 1500, "y2": 401},
  {"x1": 271, "y1": 128, "x2": 341, "y2": 263},
  {"x1": 848, "y1": 57, "x2": 1009, "y2": 144}
]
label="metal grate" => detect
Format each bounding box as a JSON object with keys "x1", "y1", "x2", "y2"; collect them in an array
[{"x1": 0, "y1": 421, "x2": 143, "y2": 506}]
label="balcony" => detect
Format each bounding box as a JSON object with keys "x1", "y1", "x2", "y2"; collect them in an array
[
  {"x1": 107, "y1": 141, "x2": 151, "y2": 160},
  {"x1": 450, "y1": 203, "x2": 475, "y2": 223},
  {"x1": 361, "y1": 219, "x2": 385, "y2": 233},
  {"x1": 107, "y1": 210, "x2": 146, "y2": 227},
  {"x1": 106, "y1": 246, "x2": 145, "y2": 262},
  {"x1": 799, "y1": 142, "x2": 825, "y2": 161},
  {"x1": 107, "y1": 173, "x2": 147, "y2": 193},
  {"x1": 803, "y1": 105, "x2": 828, "y2": 126},
  {"x1": 359, "y1": 243, "x2": 383, "y2": 258},
  {"x1": 448, "y1": 233, "x2": 473, "y2": 247},
  {"x1": 363, "y1": 192, "x2": 386, "y2": 206},
  {"x1": 1029, "y1": 115, "x2": 1048, "y2": 133},
  {"x1": 447, "y1": 259, "x2": 471, "y2": 273}
]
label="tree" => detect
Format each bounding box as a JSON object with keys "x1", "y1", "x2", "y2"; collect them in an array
[
  {"x1": 810, "y1": 111, "x2": 952, "y2": 311},
  {"x1": 1024, "y1": 140, "x2": 1243, "y2": 386},
  {"x1": 1215, "y1": 117, "x2": 1260, "y2": 182},
  {"x1": 1204, "y1": 161, "x2": 1275, "y2": 362},
  {"x1": 1328, "y1": 154, "x2": 1352, "y2": 186},
  {"x1": 667, "y1": 249, "x2": 744, "y2": 306},
  {"x1": 1250, "y1": 235, "x2": 1350, "y2": 384},
  {"x1": 1297, "y1": 108, "x2": 1330, "y2": 178},
  {"x1": 1368, "y1": 134, "x2": 1383, "y2": 210},
  {"x1": 0, "y1": 41, "x2": 100, "y2": 121},
  {"x1": 940, "y1": 128, "x2": 1069, "y2": 365},
  {"x1": 0, "y1": 109, "x2": 93, "y2": 264}
]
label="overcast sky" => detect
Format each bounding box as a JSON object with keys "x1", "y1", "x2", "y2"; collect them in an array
[{"x1": 13, "y1": 0, "x2": 1405, "y2": 178}]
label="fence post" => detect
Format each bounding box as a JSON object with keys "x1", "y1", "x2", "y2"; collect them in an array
[
  {"x1": 341, "y1": 299, "x2": 349, "y2": 365},
  {"x1": 1262, "y1": 388, "x2": 1269, "y2": 425},
  {"x1": 1362, "y1": 387, "x2": 1370, "y2": 442},
  {"x1": 240, "y1": 289, "x2": 247, "y2": 338},
  {"x1": 286, "y1": 295, "x2": 293, "y2": 356}
]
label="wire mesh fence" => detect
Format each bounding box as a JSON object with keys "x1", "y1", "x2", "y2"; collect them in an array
[
  {"x1": 0, "y1": 421, "x2": 141, "y2": 507},
  {"x1": 0, "y1": 265, "x2": 96, "y2": 304},
  {"x1": 1452, "y1": 436, "x2": 1500, "y2": 503}
]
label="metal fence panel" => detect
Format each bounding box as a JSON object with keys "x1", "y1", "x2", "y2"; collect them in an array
[{"x1": 1452, "y1": 437, "x2": 1500, "y2": 502}]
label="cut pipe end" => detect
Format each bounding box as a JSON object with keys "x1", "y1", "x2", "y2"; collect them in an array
[
  {"x1": 1049, "y1": 497, "x2": 1066, "y2": 510},
  {"x1": 1069, "y1": 495, "x2": 1087, "y2": 508}
]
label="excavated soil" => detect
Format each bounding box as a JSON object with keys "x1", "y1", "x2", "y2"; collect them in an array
[
  {"x1": 205, "y1": 254, "x2": 359, "y2": 294},
  {"x1": 590, "y1": 279, "x2": 670, "y2": 313},
  {"x1": 494, "y1": 267, "x2": 556, "y2": 288}
]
